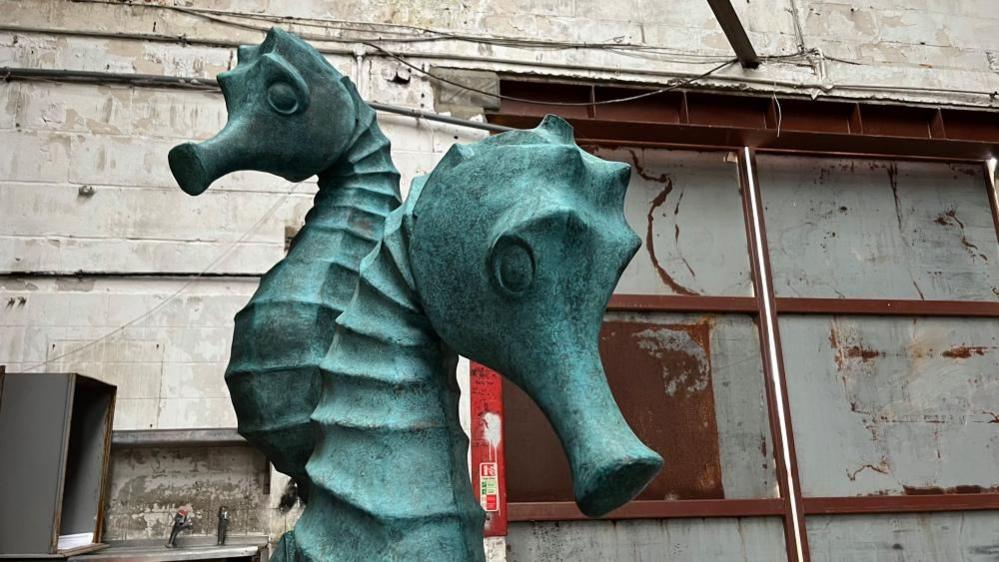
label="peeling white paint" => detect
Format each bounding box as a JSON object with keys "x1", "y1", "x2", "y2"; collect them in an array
[{"x1": 483, "y1": 411, "x2": 503, "y2": 448}]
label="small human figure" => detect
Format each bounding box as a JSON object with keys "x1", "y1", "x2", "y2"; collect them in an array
[
  {"x1": 165, "y1": 506, "x2": 193, "y2": 548},
  {"x1": 216, "y1": 506, "x2": 230, "y2": 545}
]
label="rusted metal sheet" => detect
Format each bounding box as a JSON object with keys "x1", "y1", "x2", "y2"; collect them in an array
[
  {"x1": 756, "y1": 155, "x2": 999, "y2": 301},
  {"x1": 780, "y1": 315, "x2": 999, "y2": 498},
  {"x1": 806, "y1": 512, "x2": 999, "y2": 561},
  {"x1": 584, "y1": 147, "x2": 753, "y2": 297},
  {"x1": 103, "y1": 445, "x2": 270, "y2": 541},
  {"x1": 503, "y1": 312, "x2": 774, "y2": 505},
  {"x1": 507, "y1": 517, "x2": 788, "y2": 562},
  {"x1": 602, "y1": 318, "x2": 725, "y2": 500}
]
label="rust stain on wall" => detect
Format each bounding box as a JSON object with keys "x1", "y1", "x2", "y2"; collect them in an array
[
  {"x1": 628, "y1": 149, "x2": 698, "y2": 296},
  {"x1": 844, "y1": 345, "x2": 883, "y2": 362},
  {"x1": 829, "y1": 325, "x2": 884, "y2": 371},
  {"x1": 933, "y1": 208, "x2": 989, "y2": 261},
  {"x1": 847, "y1": 460, "x2": 891, "y2": 482},
  {"x1": 886, "y1": 162, "x2": 903, "y2": 230},
  {"x1": 941, "y1": 345, "x2": 989, "y2": 359},
  {"x1": 901, "y1": 485, "x2": 999, "y2": 495}
]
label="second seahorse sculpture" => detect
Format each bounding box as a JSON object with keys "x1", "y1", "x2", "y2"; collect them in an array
[
  {"x1": 171, "y1": 28, "x2": 662, "y2": 562},
  {"x1": 169, "y1": 28, "x2": 400, "y2": 496},
  {"x1": 287, "y1": 114, "x2": 664, "y2": 561}
]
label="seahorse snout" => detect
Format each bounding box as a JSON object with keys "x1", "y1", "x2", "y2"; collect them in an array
[
  {"x1": 511, "y1": 350, "x2": 664, "y2": 518},
  {"x1": 168, "y1": 142, "x2": 213, "y2": 196},
  {"x1": 168, "y1": 124, "x2": 249, "y2": 196}
]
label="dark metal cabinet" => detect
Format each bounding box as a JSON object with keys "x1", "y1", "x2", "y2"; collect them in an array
[{"x1": 0, "y1": 371, "x2": 116, "y2": 559}]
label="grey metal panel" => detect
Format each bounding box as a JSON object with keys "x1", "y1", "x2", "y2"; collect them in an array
[
  {"x1": 807, "y1": 512, "x2": 999, "y2": 561},
  {"x1": 60, "y1": 378, "x2": 115, "y2": 536},
  {"x1": 0, "y1": 372, "x2": 73, "y2": 555},
  {"x1": 605, "y1": 312, "x2": 776, "y2": 499},
  {"x1": 757, "y1": 155, "x2": 999, "y2": 300},
  {"x1": 780, "y1": 315, "x2": 999, "y2": 496},
  {"x1": 591, "y1": 147, "x2": 753, "y2": 297},
  {"x1": 708, "y1": 315, "x2": 779, "y2": 499},
  {"x1": 507, "y1": 517, "x2": 787, "y2": 562}
]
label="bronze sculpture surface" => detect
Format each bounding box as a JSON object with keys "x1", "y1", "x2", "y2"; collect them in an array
[{"x1": 170, "y1": 28, "x2": 661, "y2": 562}]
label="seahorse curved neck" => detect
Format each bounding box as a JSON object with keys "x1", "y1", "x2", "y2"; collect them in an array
[
  {"x1": 225, "y1": 87, "x2": 401, "y2": 487},
  {"x1": 292, "y1": 208, "x2": 486, "y2": 562}
]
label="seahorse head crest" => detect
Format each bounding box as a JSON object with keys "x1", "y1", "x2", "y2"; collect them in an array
[
  {"x1": 169, "y1": 27, "x2": 364, "y2": 195},
  {"x1": 408, "y1": 114, "x2": 661, "y2": 518}
]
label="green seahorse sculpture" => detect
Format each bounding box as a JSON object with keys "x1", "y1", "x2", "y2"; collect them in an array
[
  {"x1": 169, "y1": 28, "x2": 401, "y2": 495},
  {"x1": 170, "y1": 28, "x2": 662, "y2": 562}
]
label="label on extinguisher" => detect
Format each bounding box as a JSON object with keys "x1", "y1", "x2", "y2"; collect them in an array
[{"x1": 479, "y1": 462, "x2": 499, "y2": 512}]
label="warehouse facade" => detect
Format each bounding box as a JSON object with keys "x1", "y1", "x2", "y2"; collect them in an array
[{"x1": 2, "y1": 1, "x2": 999, "y2": 560}]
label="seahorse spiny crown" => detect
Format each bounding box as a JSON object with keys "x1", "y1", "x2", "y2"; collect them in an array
[{"x1": 407, "y1": 114, "x2": 640, "y2": 377}]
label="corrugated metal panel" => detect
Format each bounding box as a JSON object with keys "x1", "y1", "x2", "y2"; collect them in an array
[
  {"x1": 507, "y1": 517, "x2": 788, "y2": 562},
  {"x1": 588, "y1": 147, "x2": 753, "y2": 297},
  {"x1": 807, "y1": 512, "x2": 999, "y2": 560},
  {"x1": 757, "y1": 155, "x2": 999, "y2": 300},
  {"x1": 781, "y1": 315, "x2": 999, "y2": 497}
]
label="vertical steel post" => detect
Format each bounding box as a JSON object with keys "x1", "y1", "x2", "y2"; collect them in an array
[{"x1": 738, "y1": 147, "x2": 810, "y2": 562}]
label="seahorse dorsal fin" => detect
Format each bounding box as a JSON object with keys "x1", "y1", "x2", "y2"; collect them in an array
[
  {"x1": 435, "y1": 144, "x2": 473, "y2": 173},
  {"x1": 585, "y1": 157, "x2": 631, "y2": 209},
  {"x1": 536, "y1": 114, "x2": 574, "y2": 144}
]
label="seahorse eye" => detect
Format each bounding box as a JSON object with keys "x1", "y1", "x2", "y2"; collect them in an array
[
  {"x1": 267, "y1": 81, "x2": 299, "y2": 115},
  {"x1": 493, "y1": 239, "x2": 535, "y2": 295}
]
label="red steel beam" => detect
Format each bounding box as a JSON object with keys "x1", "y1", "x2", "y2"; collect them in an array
[
  {"x1": 608, "y1": 294, "x2": 758, "y2": 313},
  {"x1": 804, "y1": 494, "x2": 999, "y2": 515},
  {"x1": 491, "y1": 114, "x2": 999, "y2": 161},
  {"x1": 491, "y1": 85, "x2": 999, "y2": 161},
  {"x1": 508, "y1": 498, "x2": 786, "y2": 521},
  {"x1": 775, "y1": 298, "x2": 999, "y2": 317}
]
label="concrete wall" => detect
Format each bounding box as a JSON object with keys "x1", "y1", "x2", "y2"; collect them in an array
[{"x1": 2, "y1": 0, "x2": 997, "y2": 556}]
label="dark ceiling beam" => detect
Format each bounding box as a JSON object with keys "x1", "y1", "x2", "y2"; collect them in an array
[{"x1": 705, "y1": 0, "x2": 761, "y2": 69}]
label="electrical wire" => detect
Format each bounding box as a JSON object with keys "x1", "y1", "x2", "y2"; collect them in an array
[
  {"x1": 16, "y1": 180, "x2": 303, "y2": 372},
  {"x1": 1, "y1": 66, "x2": 515, "y2": 132},
  {"x1": 73, "y1": 0, "x2": 764, "y2": 63},
  {"x1": 365, "y1": 41, "x2": 738, "y2": 106}
]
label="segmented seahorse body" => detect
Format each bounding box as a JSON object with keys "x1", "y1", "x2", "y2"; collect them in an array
[
  {"x1": 225, "y1": 97, "x2": 401, "y2": 487},
  {"x1": 290, "y1": 191, "x2": 485, "y2": 561}
]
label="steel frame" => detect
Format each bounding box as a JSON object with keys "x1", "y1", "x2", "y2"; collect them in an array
[
  {"x1": 492, "y1": 84, "x2": 999, "y2": 161},
  {"x1": 738, "y1": 148, "x2": 810, "y2": 562},
  {"x1": 489, "y1": 81, "x2": 999, "y2": 562},
  {"x1": 509, "y1": 498, "x2": 785, "y2": 521},
  {"x1": 804, "y1": 494, "x2": 999, "y2": 515},
  {"x1": 704, "y1": 0, "x2": 761, "y2": 69}
]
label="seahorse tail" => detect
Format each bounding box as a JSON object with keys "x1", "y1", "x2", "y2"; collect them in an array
[{"x1": 269, "y1": 529, "x2": 303, "y2": 562}]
